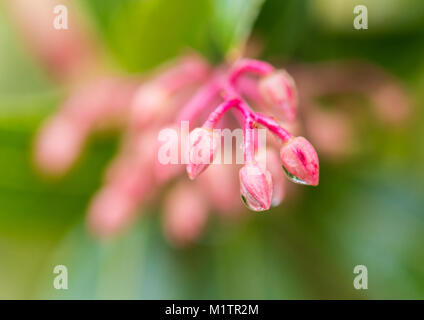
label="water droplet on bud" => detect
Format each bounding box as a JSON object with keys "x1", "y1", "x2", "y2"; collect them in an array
[
  {"x1": 271, "y1": 197, "x2": 282, "y2": 207},
  {"x1": 282, "y1": 165, "x2": 309, "y2": 185},
  {"x1": 241, "y1": 195, "x2": 252, "y2": 210},
  {"x1": 241, "y1": 195, "x2": 269, "y2": 212}
]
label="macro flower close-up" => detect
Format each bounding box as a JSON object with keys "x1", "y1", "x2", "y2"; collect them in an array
[{"x1": 0, "y1": 0, "x2": 423, "y2": 304}]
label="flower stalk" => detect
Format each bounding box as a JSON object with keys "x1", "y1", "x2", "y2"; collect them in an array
[{"x1": 184, "y1": 58, "x2": 319, "y2": 211}]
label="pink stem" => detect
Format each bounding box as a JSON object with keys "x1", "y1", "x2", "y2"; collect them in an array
[
  {"x1": 176, "y1": 80, "x2": 220, "y2": 123},
  {"x1": 155, "y1": 57, "x2": 210, "y2": 93},
  {"x1": 244, "y1": 119, "x2": 256, "y2": 163},
  {"x1": 223, "y1": 79, "x2": 293, "y2": 142},
  {"x1": 253, "y1": 112, "x2": 292, "y2": 142},
  {"x1": 184, "y1": 61, "x2": 291, "y2": 145},
  {"x1": 229, "y1": 59, "x2": 275, "y2": 85},
  {"x1": 204, "y1": 82, "x2": 292, "y2": 143},
  {"x1": 202, "y1": 98, "x2": 241, "y2": 129}
]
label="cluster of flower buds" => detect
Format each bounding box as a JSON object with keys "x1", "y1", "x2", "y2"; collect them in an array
[
  {"x1": 34, "y1": 54, "x2": 319, "y2": 244},
  {"x1": 184, "y1": 59, "x2": 319, "y2": 212},
  {"x1": 12, "y1": 0, "x2": 408, "y2": 246}
]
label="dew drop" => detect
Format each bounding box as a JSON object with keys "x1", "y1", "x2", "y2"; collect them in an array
[
  {"x1": 241, "y1": 195, "x2": 267, "y2": 212},
  {"x1": 241, "y1": 194, "x2": 253, "y2": 210},
  {"x1": 282, "y1": 165, "x2": 309, "y2": 185},
  {"x1": 271, "y1": 196, "x2": 282, "y2": 208}
]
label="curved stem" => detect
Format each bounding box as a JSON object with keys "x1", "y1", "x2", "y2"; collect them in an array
[
  {"x1": 252, "y1": 112, "x2": 292, "y2": 142},
  {"x1": 244, "y1": 118, "x2": 256, "y2": 164},
  {"x1": 176, "y1": 80, "x2": 220, "y2": 123},
  {"x1": 199, "y1": 64, "x2": 292, "y2": 145},
  {"x1": 229, "y1": 59, "x2": 275, "y2": 86},
  {"x1": 224, "y1": 79, "x2": 293, "y2": 142},
  {"x1": 202, "y1": 98, "x2": 241, "y2": 129}
]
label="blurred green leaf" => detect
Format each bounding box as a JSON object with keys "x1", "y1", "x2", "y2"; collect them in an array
[
  {"x1": 254, "y1": 0, "x2": 309, "y2": 58},
  {"x1": 310, "y1": 0, "x2": 424, "y2": 33},
  {"x1": 81, "y1": 0, "x2": 211, "y2": 71},
  {"x1": 35, "y1": 215, "x2": 312, "y2": 299},
  {"x1": 0, "y1": 93, "x2": 118, "y2": 237},
  {"x1": 36, "y1": 220, "x2": 146, "y2": 299},
  {"x1": 208, "y1": 0, "x2": 265, "y2": 58},
  {"x1": 0, "y1": 8, "x2": 51, "y2": 96},
  {"x1": 80, "y1": 0, "x2": 266, "y2": 69}
]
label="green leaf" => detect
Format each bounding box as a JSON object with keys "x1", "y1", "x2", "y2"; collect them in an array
[
  {"x1": 81, "y1": 0, "x2": 212, "y2": 72},
  {"x1": 81, "y1": 0, "x2": 266, "y2": 69},
  {"x1": 0, "y1": 9, "x2": 51, "y2": 96},
  {"x1": 208, "y1": 0, "x2": 266, "y2": 58},
  {"x1": 35, "y1": 220, "x2": 148, "y2": 299},
  {"x1": 35, "y1": 216, "x2": 214, "y2": 299},
  {"x1": 35, "y1": 214, "x2": 310, "y2": 299}
]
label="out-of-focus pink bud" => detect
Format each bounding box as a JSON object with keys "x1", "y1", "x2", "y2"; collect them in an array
[
  {"x1": 64, "y1": 78, "x2": 137, "y2": 128},
  {"x1": 239, "y1": 164, "x2": 273, "y2": 212},
  {"x1": 371, "y1": 83, "x2": 411, "y2": 126},
  {"x1": 305, "y1": 108, "x2": 353, "y2": 159},
  {"x1": 34, "y1": 78, "x2": 137, "y2": 175},
  {"x1": 163, "y1": 183, "x2": 208, "y2": 247},
  {"x1": 87, "y1": 187, "x2": 137, "y2": 238},
  {"x1": 153, "y1": 125, "x2": 184, "y2": 183},
  {"x1": 186, "y1": 128, "x2": 218, "y2": 180},
  {"x1": 280, "y1": 137, "x2": 319, "y2": 186},
  {"x1": 34, "y1": 116, "x2": 84, "y2": 174},
  {"x1": 158, "y1": 54, "x2": 210, "y2": 91},
  {"x1": 88, "y1": 151, "x2": 154, "y2": 237},
  {"x1": 259, "y1": 70, "x2": 298, "y2": 121},
  {"x1": 197, "y1": 164, "x2": 242, "y2": 215},
  {"x1": 131, "y1": 55, "x2": 210, "y2": 129},
  {"x1": 130, "y1": 84, "x2": 168, "y2": 128},
  {"x1": 5, "y1": 0, "x2": 97, "y2": 82}
]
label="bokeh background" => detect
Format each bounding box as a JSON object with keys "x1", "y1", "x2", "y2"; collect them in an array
[{"x1": 1, "y1": 0, "x2": 424, "y2": 299}]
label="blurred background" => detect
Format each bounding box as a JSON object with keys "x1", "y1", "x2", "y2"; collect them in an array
[{"x1": 1, "y1": 0, "x2": 424, "y2": 299}]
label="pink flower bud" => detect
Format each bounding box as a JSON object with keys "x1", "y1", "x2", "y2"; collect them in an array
[
  {"x1": 87, "y1": 153, "x2": 154, "y2": 237},
  {"x1": 280, "y1": 137, "x2": 319, "y2": 186},
  {"x1": 87, "y1": 187, "x2": 138, "y2": 238},
  {"x1": 6, "y1": 0, "x2": 97, "y2": 82},
  {"x1": 259, "y1": 70, "x2": 298, "y2": 121},
  {"x1": 186, "y1": 127, "x2": 218, "y2": 180},
  {"x1": 130, "y1": 84, "x2": 168, "y2": 128},
  {"x1": 305, "y1": 108, "x2": 353, "y2": 159},
  {"x1": 239, "y1": 164, "x2": 273, "y2": 212},
  {"x1": 371, "y1": 83, "x2": 411, "y2": 126},
  {"x1": 34, "y1": 116, "x2": 84, "y2": 174},
  {"x1": 163, "y1": 182, "x2": 208, "y2": 247},
  {"x1": 131, "y1": 55, "x2": 210, "y2": 129}
]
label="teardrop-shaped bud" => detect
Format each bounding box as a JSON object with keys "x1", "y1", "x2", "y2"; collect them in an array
[
  {"x1": 186, "y1": 127, "x2": 218, "y2": 180},
  {"x1": 259, "y1": 70, "x2": 298, "y2": 121},
  {"x1": 87, "y1": 187, "x2": 137, "y2": 238},
  {"x1": 239, "y1": 164, "x2": 273, "y2": 212},
  {"x1": 163, "y1": 182, "x2": 208, "y2": 247},
  {"x1": 34, "y1": 116, "x2": 84, "y2": 175},
  {"x1": 280, "y1": 136, "x2": 319, "y2": 186},
  {"x1": 131, "y1": 84, "x2": 167, "y2": 128}
]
